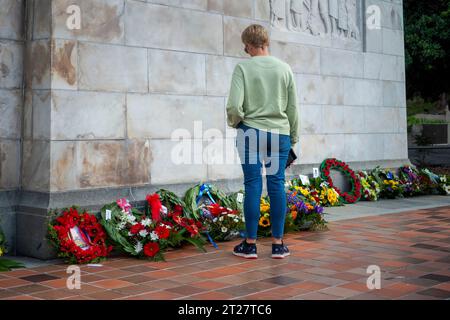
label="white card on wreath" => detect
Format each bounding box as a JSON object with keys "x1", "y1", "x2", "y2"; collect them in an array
[
  {"x1": 299, "y1": 174, "x2": 310, "y2": 186},
  {"x1": 313, "y1": 168, "x2": 320, "y2": 178},
  {"x1": 236, "y1": 193, "x2": 244, "y2": 203}
]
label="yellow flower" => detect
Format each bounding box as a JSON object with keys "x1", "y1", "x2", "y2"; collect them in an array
[
  {"x1": 260, "y1": 204, "x2": 270, "y2": 213},
  {"x1": 0, "y1": 247, "x2": 3, "y2": 257},
  {"x1": 299, "y1": 187, "x2": 310, "y2": 196},
  {"x1": 327, "y1": 189, "x2": 337, "y2": 204},
  {"x1": 259, "y1": 216, "x2": 270, "y2": 227}
]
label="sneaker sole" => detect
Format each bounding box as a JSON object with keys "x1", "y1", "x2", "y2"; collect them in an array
[
  {"x1": 233, "y1": 252, "x2": 258, "y2": 259},
  {"x1": 271, "y1": 252, "x2": 291, "y2": 259}
]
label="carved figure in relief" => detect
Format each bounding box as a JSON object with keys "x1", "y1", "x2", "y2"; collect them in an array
[
  {"x1": 269, "y1": 0, "x2": 360, "y2": 41},
  {"x1": 308, "y1": 0, "x2": 330, "y2": 36},
  {"x1": 270, "y1": 0, "x2": 287, "y2": 29},
  {"x1": 345, "y1": 0, "x2": 360, "y2": 40},
  {"x1": 329, "y1": 0, "x2": 340, "y2": 36},
  {"x1": 289, "y1": 0, "x2": 307, "y2": 32},
  {"x1": 338, "y1": 0, "x2": 349, "y2": 36}
]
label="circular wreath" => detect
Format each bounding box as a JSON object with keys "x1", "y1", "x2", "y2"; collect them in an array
[
  {"x1": 48, "y1": 207, "x2": 112, "y2": 264},
  {"x1": 156, "y1": 189, "x2": 186, "y2": 212},
  {"x1": 100, "y1": 197, "x2": 170, "y2": 261},
  {"x1": 320, "y1": 158, "x2": 362, "y2": 204},
  {"x1": 183, "y1": 183, "x2": 232, "y2": 220},
  {"x1": 100, "y1": 196, "x2": 205, "y2": 261}
]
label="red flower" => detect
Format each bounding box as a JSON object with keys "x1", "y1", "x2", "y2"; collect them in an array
[
  {"x1": 50, "y1": 208, "x2": 111, "y2": 264},
  {"x1": 173, "y1": 205, "x2": 183, "y2": 215},
  {"x1": 143, "y1": 242, "x2": 160, "y2": 257},
  {"x1": 208, "y1": 203, "x2": 228, "y2": 217},
  {"x1": 130, "y1": 223, "x2": 145, "y2": 235},
  {"x1": 155, "y1": 225, "x2": 170, "y2": 239},
  {"x1": 146, "y1": 194, "x2": 162, "y2": 222}
]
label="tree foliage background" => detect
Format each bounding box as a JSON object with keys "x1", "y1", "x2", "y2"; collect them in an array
[{"x1": 404, "y1": 0, "x2": 449, "y2": 107}]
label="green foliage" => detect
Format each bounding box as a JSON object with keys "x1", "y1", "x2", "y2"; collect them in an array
[
  {"x1": 0, "y1": 224, "x2": 5, "y2": 255},
  {"x1": 407, "y1": 116, "x2": 448, "y2": 126},
  {"x1": 226, "y1": 190, "x2": 245, "y2": 214},
  {"x1": 0, "y1": 223, "x2": 22, "y2": 271},
  {"x1": 404, "y1": 0, "x2": 450, "y2": 100},
  {"x1": 407, "y1": 97, "x2": 440, "y2": 116},
  {"x1": 156, "y1": 189, "x2": 186, "y2": 212},
  {"x1": 0, "y1": 259, "x2": 25, "y2": 272},
  {"x1": 184, "y1": 183, "x2": 232, "y2": 220},
  {"x1": 99, "y1": 203, "x2": 142, "y2": 256}
]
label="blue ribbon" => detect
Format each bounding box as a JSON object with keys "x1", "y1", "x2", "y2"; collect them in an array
[
  {"x1": 196, "y1": 184, "x2": 216, "y2": 205},
  {"x1": 206, "y1": 231, "x2": 219, "y2": 249}
]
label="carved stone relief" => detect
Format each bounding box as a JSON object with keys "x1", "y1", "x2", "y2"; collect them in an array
[{"x1": 270, "y1": 0, "x2": 361, "y2": 40}]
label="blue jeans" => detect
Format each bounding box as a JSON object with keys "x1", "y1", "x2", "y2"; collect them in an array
[{"x1": 236, "y1": 123, "x2": 291, "y2": 240}]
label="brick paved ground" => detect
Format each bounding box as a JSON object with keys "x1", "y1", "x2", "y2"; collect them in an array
[{"x1": 1, "y1": 206, "x2": 449, "y2": 300}]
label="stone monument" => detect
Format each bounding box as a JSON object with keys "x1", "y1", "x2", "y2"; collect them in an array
[{"x1": 0, "y1": 0, "x2": 408, "y2": 259}]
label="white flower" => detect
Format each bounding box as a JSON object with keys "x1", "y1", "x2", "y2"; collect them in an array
[
  {"x1": 228, "y1": 214, "x2": 236, "y2": 218},
  {"x1": 234, "y1": 219, "x2": 239, "y2": 223},
  {"x1": 219, "y1": 216, "x2": 224, "y2": 222},
  {"x1": 213, "y1": 218, "x2": 218, "y2": 223},
  {"x1": 128, "y1": 232, "x2": 133, "y2": 237},
  {"x1": 150, "y1": 231, "x2": 159, "y2": 241},
  {"x1": 139, "y1": 230, "x2": 149, "y2": 237},
  {"x1": 166, "y1": 225, "x2": 172, "y2": 229},
  {"x1": 134, "y1": 242, "x2": 143, "y2": 254},
  {"x1": 141, "y1": 218, "x2": 152, "y2": 227},
  {"x1": 221, "y1": 227, "x2": 228, "y2": 233},
  {"x1": 126, "y1": 214, "x2": 136, "y2": 223},
  {"x1": 116, "y1": 222, "x2": 126, "y2": 231}
]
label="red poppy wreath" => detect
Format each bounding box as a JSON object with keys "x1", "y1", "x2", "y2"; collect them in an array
[
  {"x1": 320, "y1": 158, "x2": 362, "y2": 204},
  {"x1": 48, "y1": 207, "x2": 112, "y2": 264}
]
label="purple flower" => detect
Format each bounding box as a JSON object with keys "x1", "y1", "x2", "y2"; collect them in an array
[
  {"x1": 314, "y1": 205, "x2": 324, "y2": 215},
  {"x1": 297, "y1": 201, "x2": 307, "y2": 213}
]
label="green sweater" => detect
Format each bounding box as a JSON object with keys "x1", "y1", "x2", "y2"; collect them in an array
[{"x1": 226, "y1": 55, "x2": 299, "y2": 145}]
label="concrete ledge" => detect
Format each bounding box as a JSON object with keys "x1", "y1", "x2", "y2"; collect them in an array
[{"x1": 325, "y1": 195, "x2": 450, "y2": 222}]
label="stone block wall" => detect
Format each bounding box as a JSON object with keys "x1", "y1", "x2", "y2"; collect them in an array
[
  {"x1": 0, "y1": 0, "x2": 24, "y2": 253},
  {"x1": 0, "y1": 0, "x2": 410, "y2": 258}
]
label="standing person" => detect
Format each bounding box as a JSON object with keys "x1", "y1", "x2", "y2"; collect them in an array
[{"x1": 226, "y1": 25, "x2": 299, "y2": 259}]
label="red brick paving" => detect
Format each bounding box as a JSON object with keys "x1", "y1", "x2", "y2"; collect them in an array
[{"x1": 0, "y1": 206, "x2": 449, "y2": 300}]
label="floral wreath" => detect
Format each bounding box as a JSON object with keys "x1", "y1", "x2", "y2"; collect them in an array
[
  {"x1": 183, "y1": 183, "x2": 232, "y2": 220},
  {"x1": 48, "y1": 207, "x2": 112, "y2": 264},
  {"x1": 319, "y1": 158, "x2": 362, "y2": 204},
  {"x1": 100, "y1": 197, "x2": 173, "y2": 261},
  {"x1": 100, "y1": 195, "x2": 206, "y2": 261},
  {"x1": 147, "y1": 191, "x2": 207, "y2": 250}
]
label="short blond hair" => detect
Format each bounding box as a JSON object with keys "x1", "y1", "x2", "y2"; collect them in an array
[{"x1": 241, "y1": 24, "x2": 269, "y2": 48}]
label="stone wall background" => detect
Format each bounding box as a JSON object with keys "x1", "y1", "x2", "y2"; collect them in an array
[
  {"x1": 0, "y1": 0, "x2": 24, "y2": 253},
  {"x1": 35, "y1": 0, "x2": 408, "y2": 194},
  {"x1": 0, "y1": 0, "x2": 409, "y2": 258}
]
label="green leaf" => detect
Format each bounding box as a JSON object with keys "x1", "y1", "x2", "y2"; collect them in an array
[{"x1": 0, "y1": 258, "x2": 25, "y2": 271}]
